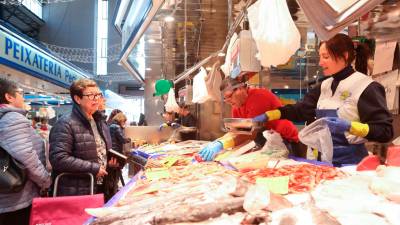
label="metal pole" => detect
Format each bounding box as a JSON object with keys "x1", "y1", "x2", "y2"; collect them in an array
[
  {"x1": 227, "y1": 0, "x2": 232, "y2": 30},
  {"x1": 173, "y1": 0, "x2": 254, "y2": 84},
  {"x1": 184, "y1": 0, "x2": 188, "y2": 70},
  {"x1": 174, "y1": 52, "x2": 219, "y2": 84},
  {"x1": 161, "y1": 21, "x2": 165, "y2": 79},
  {"x1": 299, "y1": 56, "x2": 302, "y2": 98}
]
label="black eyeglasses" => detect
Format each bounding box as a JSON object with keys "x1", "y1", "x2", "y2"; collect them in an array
[
  {"x1": 222, "y1": 83, "x2": 245, "y2": 101},
  {"x1": 82, "y1": 93, "x2": 103, "y2": 100},
  {"x1": 223, "y1": 88, "x2": 238, "y2": 101}
]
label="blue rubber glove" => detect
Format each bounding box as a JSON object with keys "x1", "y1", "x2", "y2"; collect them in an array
[
  {"x1": 171, "y1": 122, "x2": 181, "y2": 129},
  {"x1": 198, "y1": 141, "x2": 223, "y2": 161},
  {"x1": 324, "y1": 117, "x2": 351, "y2": 134},
  {"x1": 253, "y1": 113, "x2": 268, "y2": 123},
  {"x1": 158, "y1": 123, "x2": 169, "y2": 131}
]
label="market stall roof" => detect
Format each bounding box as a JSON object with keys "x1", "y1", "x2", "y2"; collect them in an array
[
  {"x1": 104, "y1": 89, "x2": 127, "y2": 109},
  {"x1": 24, "y1": 93, "x2": 72, "y2": 105}
]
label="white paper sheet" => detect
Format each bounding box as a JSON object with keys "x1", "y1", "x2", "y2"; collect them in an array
[
  {"x1": 374, "y1": 70, "x2": 399, "y2": 110},
  {"x1": 373, "y1": 41, "x2": 397, "y2": 75}
]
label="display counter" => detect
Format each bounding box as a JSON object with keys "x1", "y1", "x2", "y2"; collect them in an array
[{"x1": 84, "y1": 141, "x2": 400, "y2": 225}]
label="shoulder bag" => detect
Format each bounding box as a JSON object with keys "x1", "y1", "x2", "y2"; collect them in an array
[{"x1": 0, "y1": 112, "x2": 27, "y2": 193}]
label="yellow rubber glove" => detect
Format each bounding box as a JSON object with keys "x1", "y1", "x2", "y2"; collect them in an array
[
  {"x1": 217, "y1": 136, "x2": 235, "y2": 149},
  {"x1": 349, "y1": 121, "x2": 369, "y2": 137},
  {"x1": 253, "y1": 109, "x2": 281, "y2": 122},
  {"x1": 266, "y1": 109, "x2": 281, "y2": 121}
]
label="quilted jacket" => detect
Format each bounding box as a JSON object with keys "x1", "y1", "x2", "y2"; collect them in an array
[
  {"x1": 49, "y1": 104, "x2": 111, "y2": 196},
  {"x1": 0, "y1": 105, "x2": 51, "y2": 213}
]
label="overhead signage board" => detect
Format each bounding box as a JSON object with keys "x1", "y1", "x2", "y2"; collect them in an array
[{"x1": 0, "y1": 25, "x2": 89, "y2": 89}]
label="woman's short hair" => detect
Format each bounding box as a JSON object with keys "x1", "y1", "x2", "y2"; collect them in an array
[
  {"x1": 69, "y1": 79, "x2": 98, "y2": 104},
  {"x1": 0, "y1": 78, "x2": 18, "y2": 104},
  {"x1": 112, "y1": 112, "x2": 127, "y2": 124}
]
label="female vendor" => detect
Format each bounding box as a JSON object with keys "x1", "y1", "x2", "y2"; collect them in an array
[{"x1": 253, "y1": 33, "x2": 393, "y2": 166}]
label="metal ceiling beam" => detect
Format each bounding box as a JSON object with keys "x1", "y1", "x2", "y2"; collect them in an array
[{"x1": 93, "y1": 74, "x2": 137, "y2": 82}]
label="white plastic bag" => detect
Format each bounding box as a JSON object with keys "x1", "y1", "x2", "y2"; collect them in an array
[
  {"x1": 247, "y1": 0, "x2": 300, "y2": 67},
  {"x1": 192, "y1": 67, "x2": 211, "y2": 103},
  {"x1": 299, "y1": 118, "x2": 333, "y2": 163},
  {"x1": 261, "y1": 130, "x2": 289, "y2": 158},
  {"x1": 165, "y1": 88, "x2": 180, "y2": 112},
  {"x1": 205, "y1": 61, "x2": 222, "y2": 101},
  {"x1": 221, "y1": 33, "x2": 238, "y2": 77},
  {"x1": 393, "y1": 136, "x2": 400, "y2": 145}
]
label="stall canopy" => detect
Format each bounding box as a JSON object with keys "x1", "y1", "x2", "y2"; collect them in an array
[
  {"x1": 103, "y1": 89, "x2": 142, "y2": 122},
  {"x1": 24, "y1": 93, "x2": 72, "y2": 105}
]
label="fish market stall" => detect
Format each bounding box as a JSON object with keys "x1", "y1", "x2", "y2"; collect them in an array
[
  {"x1": 84, "y1": 150, "x2": 400, "y2": 224},
  {"x1": 83, "y1": 136, "x2": 363, "y2": 225}
]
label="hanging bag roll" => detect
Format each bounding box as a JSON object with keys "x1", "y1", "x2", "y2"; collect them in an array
[{"x1": 247, "y1": 0, "x2": 300, "y2": 67}]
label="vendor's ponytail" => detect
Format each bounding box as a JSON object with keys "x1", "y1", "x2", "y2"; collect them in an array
[
  {"x1": 323, "y1": 33, "x2": 371, "y2": 75},
  {"x1": 355, "y1": 43, "x2": 370, "y2": 75}
]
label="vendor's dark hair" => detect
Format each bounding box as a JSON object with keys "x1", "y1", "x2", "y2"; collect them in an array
[
  {"x1": 138, "y1": 113, "x2": 147, "y2": 126},
  {"x1": 321, "y1": 33, "x2": 370, "y2": 74},
  {"x1": 0, "y1": 78, "x2": 18, "y2": 104},
  {"x1": 69, "y1": 78, "x2": 98, "y2": 104},
  {"x1": 179, "y1": 103, "x2": 189, "y2": 110}
]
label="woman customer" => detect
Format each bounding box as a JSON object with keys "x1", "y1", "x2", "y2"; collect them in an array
[
  {"x1": 106, "y1": 109, "x2": 122, "y2": 125},
  {"x1": 49, "y1": 78, "x2": 118, "y2": 196},
  {"x1": 253, "y1": 33, "x2": 393, "y2": 166},
  {"x1": 0, "y1": 78, "x2": 51, "y2": 225},
  {"x1": 105, "y1": 112, "x2": 130, "y2": 200}
]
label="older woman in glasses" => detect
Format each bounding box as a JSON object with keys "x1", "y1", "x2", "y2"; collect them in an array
[
  {"x1": 49, "y1": 78, "x2": 117, "y2": 196},
  {"x1": 199, "y1": 77, "x2": 300, "y2": 161}
]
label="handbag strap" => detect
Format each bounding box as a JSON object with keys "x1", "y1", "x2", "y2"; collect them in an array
[
  {"x1": 0, "y1": 147, "x2": 10, "y2": 173},
  {"x1": 0, "y1": 112, "x2": 12, "y2": 171}
]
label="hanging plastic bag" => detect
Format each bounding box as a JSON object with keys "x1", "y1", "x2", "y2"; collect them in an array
[
  {"x1": 261, "y1": 130, "x2": 289, "y2": 158},
  {"x1": 299, "y1": 118, "x2": 333, "y2": 163},
  {"x1": 205, "y1": 61, "x2": 223, "y2": 101},
  {"x1": 165, "y1": 88, "x2": 180, "y2": 112},
  {"x1": 221, "y1": 33, "x2": 238, "y2": 77},
  {"x1": 247, "y1": 0, "x2": 300, "y2": 67},
  {"x1": 192, "y1": 67, "x2": 211, "y2": 103}
]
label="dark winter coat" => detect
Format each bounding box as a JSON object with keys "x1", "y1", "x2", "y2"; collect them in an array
[
  {"x1": 49, "y1": 104, "x2": 111, "y2": 196},
  {"x1": 109, "y1": 122, "x2": 130, "y2": 154}
]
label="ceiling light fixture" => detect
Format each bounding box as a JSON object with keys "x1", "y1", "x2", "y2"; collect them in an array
[
  {"x1": 218, "y1": 52, "x2": 226, "y2": 57},
  {"x1": 148, "y1": 39, "x2": 156, "y2": 43},
  {"x1": 205, "y1": 67, "x2": 212, "y2": 71},
  {"x1": 164, "y1": 15, "x2": 175, "y2": 22},
  {"x1": 284, "y1": 85, "x2": 290, "y2": 89},
  {"x1": 146, "y1": 68, "x2": 152, "y2": 71}
]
